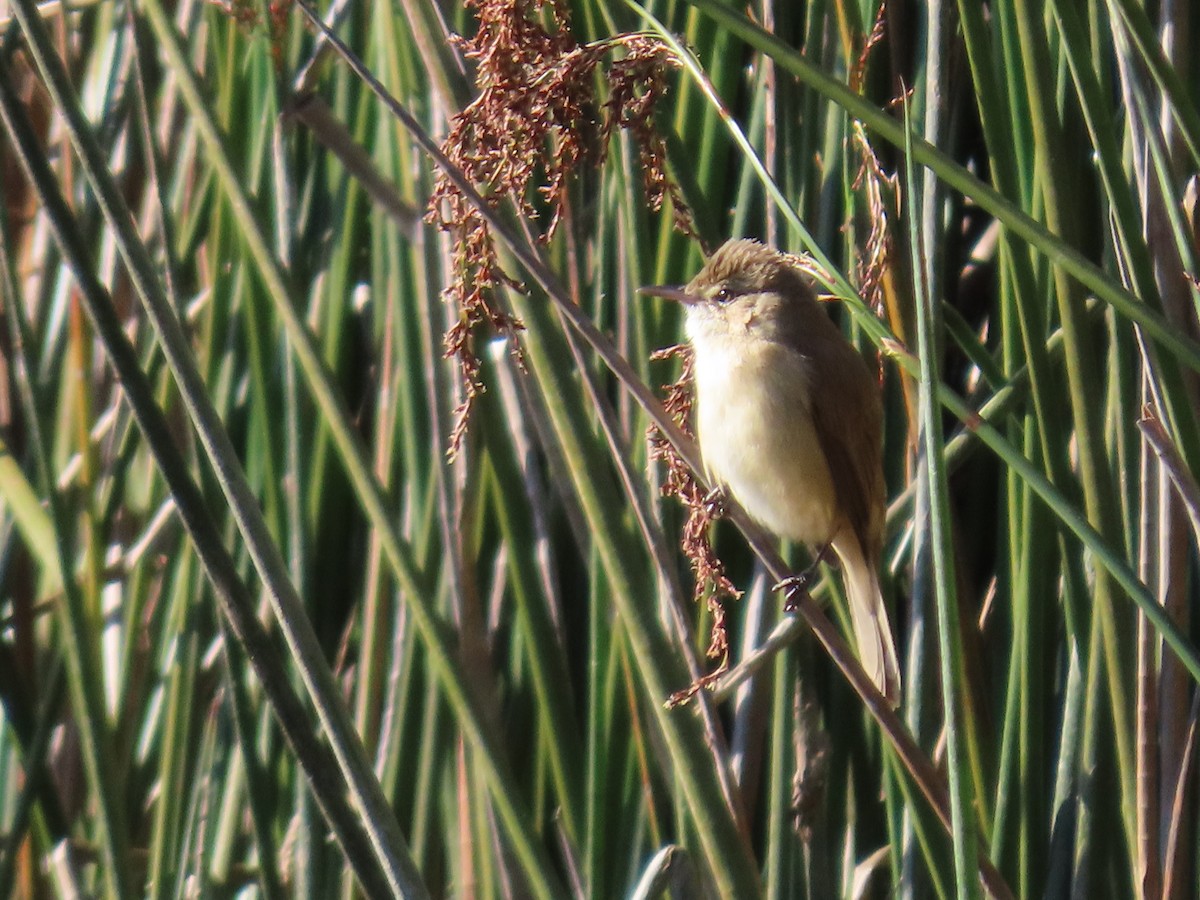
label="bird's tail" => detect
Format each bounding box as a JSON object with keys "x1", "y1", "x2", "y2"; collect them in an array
[{"x1": 832, "y1": 535, "x2": 901, "y2": 707}]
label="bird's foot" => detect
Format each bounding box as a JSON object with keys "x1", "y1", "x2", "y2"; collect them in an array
[
  {"x1": 774, "y1": 542, "x2": 832, "y2": 612},
  {"x1": 701, "y1": 485, "x2": 727, "y2": 519},
  {"x1": 773, "y1": 571, "x2": 815, "y2": 612}
]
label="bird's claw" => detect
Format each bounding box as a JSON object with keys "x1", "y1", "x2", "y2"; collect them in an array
[
  {"x1": 773, "y1": 543, "x2": 832, "y2": 612},
  {"x1": 702, "y1": 485, "x2": 727, "y2": 518},
  {"x1": 773, "y1": 572, "x2": 814, "y2": 612}
]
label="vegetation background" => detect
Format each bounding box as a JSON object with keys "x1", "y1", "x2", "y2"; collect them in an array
[{"x1": 0, "y1": 0, "x2": 1198, "y2": 897}]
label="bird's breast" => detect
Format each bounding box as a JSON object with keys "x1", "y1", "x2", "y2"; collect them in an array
[{"x1": 691, "y1": 336, "x2": 838, "y2": 544}]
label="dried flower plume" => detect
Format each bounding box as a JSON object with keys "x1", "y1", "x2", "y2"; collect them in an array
[{"x1": 430, "y1": 0, "x2": 691, "y2": 456}]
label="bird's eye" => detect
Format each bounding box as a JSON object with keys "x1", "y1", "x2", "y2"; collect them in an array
[{"x1": 714, "y1": 287, "x2": 735, "y2": 303}]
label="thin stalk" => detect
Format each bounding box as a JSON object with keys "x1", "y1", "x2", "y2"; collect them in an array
[
  {"x1": 904, "y1": 86, "x2": 982, "y2": 898},
  {"x1": 146, "y1": 554, "x2": 199, "y2": 900}
]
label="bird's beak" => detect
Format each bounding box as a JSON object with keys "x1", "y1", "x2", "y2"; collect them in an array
[{"x1": 638, "y1": 285, "x2": 699, "y2": 305}]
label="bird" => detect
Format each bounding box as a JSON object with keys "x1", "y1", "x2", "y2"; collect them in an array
[{"x1": 643, "y1": 239, "x2": 901, "y2": 705}]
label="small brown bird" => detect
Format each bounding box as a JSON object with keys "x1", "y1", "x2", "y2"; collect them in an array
[{"x1": 644, "y1": 239, "x2": 901, "y2": 705}]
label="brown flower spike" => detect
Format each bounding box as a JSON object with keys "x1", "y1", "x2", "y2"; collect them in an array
[{"x1": 430, "y1": 0, "x2": 691, "y2": 457}]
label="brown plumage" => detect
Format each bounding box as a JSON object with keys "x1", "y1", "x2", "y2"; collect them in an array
[{"x1": 652, "y1": 239, "x2": 900, "y2": 704}]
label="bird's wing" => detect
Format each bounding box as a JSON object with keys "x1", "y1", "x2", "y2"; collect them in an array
[{"x1": 807, "y1": 340, "x2": 885, "y2": 557}]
